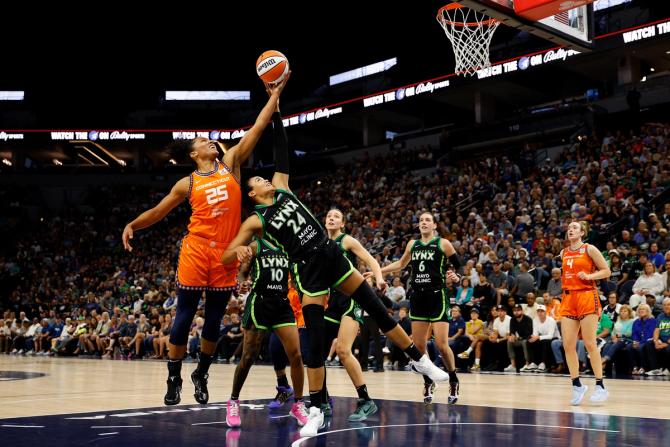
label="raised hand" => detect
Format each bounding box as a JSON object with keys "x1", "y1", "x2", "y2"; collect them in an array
[{"x1": 122, "y1": 224, "x2": 134, "y2": 252}]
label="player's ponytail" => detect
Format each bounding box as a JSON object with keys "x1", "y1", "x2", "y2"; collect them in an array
[{"x1": 579, "y1": 221, "x2": 590, "y2": 237}]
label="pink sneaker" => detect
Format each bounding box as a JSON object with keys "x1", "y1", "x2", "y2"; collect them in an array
[
  {"x1": 226, "y1": 399, "x2": 241, "y2": 428},
  {"x1": 290, "y1": 400, "x2": 309, "y2": 426}
]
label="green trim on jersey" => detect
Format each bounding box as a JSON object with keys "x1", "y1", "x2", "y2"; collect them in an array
[
  {"x1": 272, "y1": 322, "x2": 297, "y2": 329},
  {"x1": 331, "y1": 232, "x2": 355, "y2": 286},
  {"x1": 334, "y1": 233, "x2": 357, "y2": 266},
  {"x1": 409, "y1": 290, "x2": 450, "y2": 322},
  {"x1": 249, "y1": 293, "x2": 268, "y2": 330},
  {"x1": 332, "y1": 264, "x2": 355, "y2": 287},
  {"x1": 293, "y1": 264, "x2": 329, "y2": 297},
  {"x1": 243, "y1": 292, "x2": 267, "y2": 330},
  {"x1": 408, "y1": 313, "x2": 431, "y2": 321},
  {"x1": 433, "y1": 289, "x2": 447, "y2": 322},
  {"x1": 257, "y1": 237, "x2": 282, "y2": 252},
  {"x1": 255, "y1": 188, "x2": 323, "y2": 260},
  {"x1": 250, "y1": 243, "x2": 262, "y2": 291},
  {"x1": 409, "y1": 236, "x2": 447, "y2": 291},
  {"x1": 324, "y1": 299, "x2": 363, "y2": 325},
  {"x1": 255, "y1": 212, "x2": 289, "y2": 254},
  {"x1": 415, "y1": 236, "x2": 440, "y2": 247},
  {"x1": 335, "y1": 233, "x2": 347, "y2": 245},
  {"x1": 254, "y1": 191, "x2": 280, "y2": 209}
]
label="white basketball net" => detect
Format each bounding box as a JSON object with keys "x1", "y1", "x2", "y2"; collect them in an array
[{"x1": 436, "y1": 5, "x2": 500, "y2": 76}]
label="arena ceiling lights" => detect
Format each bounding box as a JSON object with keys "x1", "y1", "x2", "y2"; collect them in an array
[
  {"x1": 0, "y1": 91, "x2": 24, "y2": 101},
  {"x1": 329, "y1": 58, "x2": 398, "y2": 86},
  {"x1": 165, "y1": 91, "x2": 251, "y2": 101}
]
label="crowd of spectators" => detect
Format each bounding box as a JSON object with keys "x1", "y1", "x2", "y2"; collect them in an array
[{"x1": 1, "y1": 123, "x2": 670, "y2": 378}]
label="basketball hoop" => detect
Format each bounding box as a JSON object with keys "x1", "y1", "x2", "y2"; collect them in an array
[{"x1": 436, "y1": 3, "x2": 501, "y2": 76}]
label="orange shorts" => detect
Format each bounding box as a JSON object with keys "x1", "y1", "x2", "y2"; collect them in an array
[
  {"x1": 176, "y1": 233, "x2": 239, "y2": 291},
  {"x1": 560, "y1": 289, "x2": 601, "y2": 320}
]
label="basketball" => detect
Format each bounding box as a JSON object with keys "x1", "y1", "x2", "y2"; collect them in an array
[{"x1": 256, "y1": 50, "x2": 289, "y2": 85}]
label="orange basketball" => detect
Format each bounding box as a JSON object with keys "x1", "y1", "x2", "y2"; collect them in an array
[{"x1": 256, "y1": 50, "x2": 289, "y2": 85}]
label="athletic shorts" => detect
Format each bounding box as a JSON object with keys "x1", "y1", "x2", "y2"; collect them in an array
[
  {"x1": 242, "y1": 291, "x2": 296, "y2": 331},
  {"x1": 560, "y1": 288, "x2": 601, "y2": 320},
  {"x1": 292, "y1": 239, "x2": 355, "y2": 297},
  {"x1": 409, "y1": 288, "x2": 451, "y2": 322},
  {"x1": 176, "y1": 233, "x2": 239, "y2": 291},
  {"x1": 324, "y1": 291, "x2": 364, "y2": 325}
]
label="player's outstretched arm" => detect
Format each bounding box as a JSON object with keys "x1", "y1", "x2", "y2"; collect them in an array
[
  {"x1": 122, "y1": 177, "x2": 189, "y2": 252},
  {"x1": 380, "y1": 240, "x2": 415, "y2": 275},
  {"x1": 224, "y1": 73, "x2": 291, "y2": 177},
  {"x1": 346, "y1": 236, "x2": 387, "y2": 293},
  {"x1": 270, "y1": 107, "x2": 290, "y2": 191},
  {"x1": 221, "y1": 215, "x2": 263, "y2": 265}
]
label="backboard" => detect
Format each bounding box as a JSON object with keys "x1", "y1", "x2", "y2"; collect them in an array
[{"x1": 453, "y1": 0, "x2": 594, "y2": 51}]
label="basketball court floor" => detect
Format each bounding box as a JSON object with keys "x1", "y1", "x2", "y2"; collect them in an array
[{"x1": 1, "y1": 357, "x2": 669, "y2": 446}]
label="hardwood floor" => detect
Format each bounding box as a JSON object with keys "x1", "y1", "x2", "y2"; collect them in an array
[{"x1": 1, "y1": 356, "x2": 668, "y2": 420}]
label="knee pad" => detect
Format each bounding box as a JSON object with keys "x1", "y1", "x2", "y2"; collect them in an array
[
  {"x1": 302, "y1": 304, "x2": 325, "y2": 368},
  {"x1": 201, "y1": 291, "x2": 230, "y2": 341},
  {"x1": 168, "y1": 289, "x2": 201, "y2": 345},
  {"x1": 350, "y1": 282, "x2": 397, "y2": 333}
]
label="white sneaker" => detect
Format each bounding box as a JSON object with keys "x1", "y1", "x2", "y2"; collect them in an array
[
  {"x1": 382, "y1": 347, "x2": 390, "y2": 354},
  {"x1": 299, "y1": 406, "x2": 324, "y2": 437},
  {"x1": 646, "y1": 369, "x2": 663, "y2": 376},
  {"x1": 589, "y1": 385, "x2": 609, "y2": 404},
  {"x1": 503, "y1": 364, "x2": 516, "y2": 373},
  {"x1": 410, "y1": 355, "x2": 449, "y2": 382},
  {"x1": 520, "y1": 363, "x2": 537, "y2": 372},
  {"x1": 17, "y1": 349, "x2": 24, "y2": 355},
  {"x1": 570, "y1": 385, "x2": 588, "y2": 406},
  {"x1": 662, "y1": 369, "x2": 670, "y2": 376},
  {"x1": 536, "y1": 363, "x2": 547, "y2": 372}
]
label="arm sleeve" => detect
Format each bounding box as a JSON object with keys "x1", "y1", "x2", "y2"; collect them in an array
[
  {"x1": 378, "y1": 293, "x2": 394, "y2": 310},
  {"x1": 448, "y1": 253, "x2": 462, "y2": 271},
  {"x1": 272, "y1": 112, "x2": 289, "y2": 174}
]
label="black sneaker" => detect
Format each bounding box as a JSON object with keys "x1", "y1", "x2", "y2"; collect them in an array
[
  {"x1": 165, "y1": 376, "x2": 183, "y2": 405},
  {"x1": 423, "y1": 382, "x2": 436, "y2": 404},
  {"x1": 448, "y1": 381, "x2": 459, "y2": 404},
  {"x1": 191, "y1": 370, "x2": 209, "y2": 404}
]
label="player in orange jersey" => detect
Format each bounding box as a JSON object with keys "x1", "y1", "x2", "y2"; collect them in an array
[
  {"x1": 560, "y1": 221, "x2": 611, "y2": 406},
  {"x1": 121, "y1": 74, "x2": 290, "y2": 406}
]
